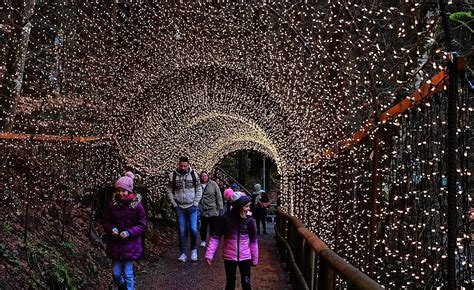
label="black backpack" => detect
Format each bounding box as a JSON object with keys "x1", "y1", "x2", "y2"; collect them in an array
[{"x1": 172, "y1": 169, "x2": 197, "y2": 195}]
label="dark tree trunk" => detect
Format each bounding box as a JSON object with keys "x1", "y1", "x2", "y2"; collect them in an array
[
  {"x1": 0, "y1": 0, "x2": 35, "y2": 173},
  {"x1": 0, "y1": 0, "x2": 35, "y2": 132},
  {"x1": 237, "y1": 151, "x2": 247, "y2": 186}
]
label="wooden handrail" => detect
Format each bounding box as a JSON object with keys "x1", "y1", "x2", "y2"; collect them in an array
[
  {"x1": 274, "y1": 224, "x2": 310, "y2": 289},
  {"x1": 276, "y1": 208, "x2": 384, "y2": 290}
]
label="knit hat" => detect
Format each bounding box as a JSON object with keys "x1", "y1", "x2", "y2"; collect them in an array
[
  {"x1": 254, "y1": 183, "x2": 262, "y2": 191},
  {"x1": 231, "y1": 183, "x2": 239, "y2": 190},
  {"x1": 224, "y1": 188, "x2": 243, "y2": 203},
  {"x1": 115, "y1": 171, "x2": 135, "y2": 193},
  {"x1": 231, "y1": 195, "x2": 251, "y2": 211}
]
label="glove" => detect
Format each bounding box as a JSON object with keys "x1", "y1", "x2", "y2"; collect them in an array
[
  {"x1": 120, "y1": 231, "x2": 130, "y2": 238},
  {"x1": 112, "y1": 228, "x2": 119, "y2": 235}
]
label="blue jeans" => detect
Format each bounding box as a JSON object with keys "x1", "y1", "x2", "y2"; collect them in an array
[
  {"x1": 176, "y1": 205, "x2": 198, "y2": 254},
  {"x1": 112, "y1": 260, "x2": 134, "y2": 289}
]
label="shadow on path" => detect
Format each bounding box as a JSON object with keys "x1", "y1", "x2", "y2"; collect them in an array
[{"x1": 136, "y1": 223, "x2": 291, "y2": 289}]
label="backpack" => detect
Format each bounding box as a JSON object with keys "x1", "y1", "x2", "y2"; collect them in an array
[{"x1": 172, "y1": 169, "x2": 197, "y2": 195}]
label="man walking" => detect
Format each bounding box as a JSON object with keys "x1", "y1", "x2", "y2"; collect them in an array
[
  {"x1": 198, "y1": 171, "x2": 223, "y2": 247},
  {"x1": 167, "y1": 157, "x2": 203, "y2": 262}
]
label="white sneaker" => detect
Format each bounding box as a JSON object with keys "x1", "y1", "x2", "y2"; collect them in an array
[
  {"x1": 191, "y1": 249, "x2": 198, "y2": 261},
  {"x1": 200, "y1": 241, "x2": 206, "y2": 248},
  {"x1": 178, "y1": 253, "x2": 187, "y2": 262}
]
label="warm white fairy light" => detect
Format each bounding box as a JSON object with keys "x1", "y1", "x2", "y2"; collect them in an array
[{"x1": 1, "y1": 1, "x2": 471, "y2": 288}]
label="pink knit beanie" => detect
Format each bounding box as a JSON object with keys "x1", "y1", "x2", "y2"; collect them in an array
[
  {"x1": 224, "y1": 188, "x2": 244, "y2": 203},
  {"x1": 115, "y1": 171, "x2": 135, "y2": 193}
]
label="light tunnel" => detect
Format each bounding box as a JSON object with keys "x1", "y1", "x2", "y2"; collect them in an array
[
  {"x1": 1, "y1": 2, "x2": 470, "y2": 287},
  {"x1": 121, "y1": 110, "x2": 283, "y2": 175}
]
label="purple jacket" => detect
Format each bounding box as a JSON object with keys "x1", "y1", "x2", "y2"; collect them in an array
[
  {"x1": 205, "y1": 211, "x2": 258, "y2": 265},
  {"x1": 102, "y1": 194, "x2": 147, "y2": 261}
]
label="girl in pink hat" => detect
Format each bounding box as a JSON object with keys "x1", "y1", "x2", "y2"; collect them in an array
[
  {"x1": 102, "y1": 172, "x2": 147, "y2": 290},
  {"x1": 205, "y1": 188, "x2": 258, "y2": 290}
]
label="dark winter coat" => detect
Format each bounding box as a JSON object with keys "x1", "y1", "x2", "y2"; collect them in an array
[
  {"x1": 102, "y1": 194, "x2": 147, "y2": 261},
  {"x1": 252, "y1": 192, "x2": 269, "y2": 218}
]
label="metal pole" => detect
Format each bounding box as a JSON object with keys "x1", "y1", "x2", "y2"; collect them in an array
[
  {"x1": 318, "y1": 259, "x2": 335, "y2": 290},
  {"x1": 318, "y1": 162, "x2": 323, "y2": 230},
  {"x1": 445, "y1": 59, "x2": 459, "y2": 290},
  {"x1": 262, "y1": 155, "x2": 266, "y2": 191},
  {"x1": 368, "y1": 131, "x2": 380, "y2": 276},
  {"x1": 334, "y1": 151, "x2": 341, "y2": 253},
  {"x1": 438, "y1": 0, "x2": 458, "y2": 288}
]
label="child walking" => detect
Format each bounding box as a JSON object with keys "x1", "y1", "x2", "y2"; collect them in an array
[
  {"x1": 205, "y1": 188, "x2": 259, "y2": 290},
  {"x1": 102, "y1": 172, "x2": 147, "y2": 290}
]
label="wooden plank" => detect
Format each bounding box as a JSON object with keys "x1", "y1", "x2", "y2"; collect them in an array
[
  {"x1": 0, "y1": 132, "x2": 31, "y2": 140},
  {"x1": 379, "y1": 70, "x2": 447, "y2": 123},
  {"x1": 319, "y1": 69, "x2": 449, "y2": 162},
  {"x1": 0, "y1": 132, "x2": 111, "y2": 143}
]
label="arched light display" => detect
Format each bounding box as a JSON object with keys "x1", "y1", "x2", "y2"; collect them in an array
[{"x1": 1, "y1": 1, "x2": 470, "y2": 288}]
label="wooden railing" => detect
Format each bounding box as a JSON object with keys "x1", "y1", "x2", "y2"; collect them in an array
[
  {"x1": 213, "y1": 166, "x2": 252, "y2": 196},
  {"x1": 275, "y1": 208, "x2": 384, "y2": 290}
]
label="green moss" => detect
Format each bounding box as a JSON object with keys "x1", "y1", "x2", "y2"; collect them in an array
[
  {"x1": 85, "y1": 264, "x2": 97, "y2": 276},
  {"x1": 449, "y1": 11, "x2": 473, "y2": 22},
  {"x1": 0, "y1": 243, "x2": 20, "y2": 267},
  {"x1": 60, "y1": 240, "x2": 75, "y2": 251},
  {"x1": 1, "y1": 222, "x2": 14, "y2": 234},
  {"x1": 26, "y1": 240, "x2": 76, "y2": 289},
  {"x1": 449, "y1": 11, "x2": 474, "y2": 33},
  {"x1": 49, "y1": 258, "x2": 75, "y2": 290}
]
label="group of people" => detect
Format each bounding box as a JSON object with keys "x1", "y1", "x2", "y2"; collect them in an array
[{"x1": 101, "y1": 156, "x2": 272, "y2": 289}]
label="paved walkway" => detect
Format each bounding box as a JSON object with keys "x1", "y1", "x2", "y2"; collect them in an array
[{"x1": 136, "y1": 223, "x2": 291, "y2": 289}]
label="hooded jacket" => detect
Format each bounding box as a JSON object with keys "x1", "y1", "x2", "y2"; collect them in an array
[
  {"x1": 205, "y1": 209, "x2": 259, "y2": 265},
  {"x1": 167, "y1": 168, "x2": 202, "y2": 209},
  {"x1": 102, "y1": 194, "x2": 147, "y2": 261}
]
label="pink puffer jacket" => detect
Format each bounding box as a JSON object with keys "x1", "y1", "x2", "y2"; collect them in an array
[{"x1": 205, "y1": 212, "x2": 258, "y2": 265}]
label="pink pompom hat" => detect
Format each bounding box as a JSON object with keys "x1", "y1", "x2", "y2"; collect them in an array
[{"x1": 115, "y1": 171, "x2": 135, "y2": 193}]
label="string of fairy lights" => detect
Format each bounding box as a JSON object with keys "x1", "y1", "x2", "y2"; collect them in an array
[
  {"x1": 1, "y1": 1, "x2": 471, "y2": 288},
  {"x1": 287, "y1": 88, "x2": 472, "y2": 288}
]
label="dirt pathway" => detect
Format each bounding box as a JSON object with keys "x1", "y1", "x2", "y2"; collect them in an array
[{"x1": 136, "y1": 224, "x2": 291, "y2": 289}]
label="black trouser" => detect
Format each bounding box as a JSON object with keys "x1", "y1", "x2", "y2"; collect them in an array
[
  {"x1": 255, "y1": 215, "x2": 267, "y2": 234},
  {"x1": 224, "y1": 260, "x2": 252, "y2": 290},
  {"x1": 199, "y1": 216, "x2": 216, "y2": 242}
]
